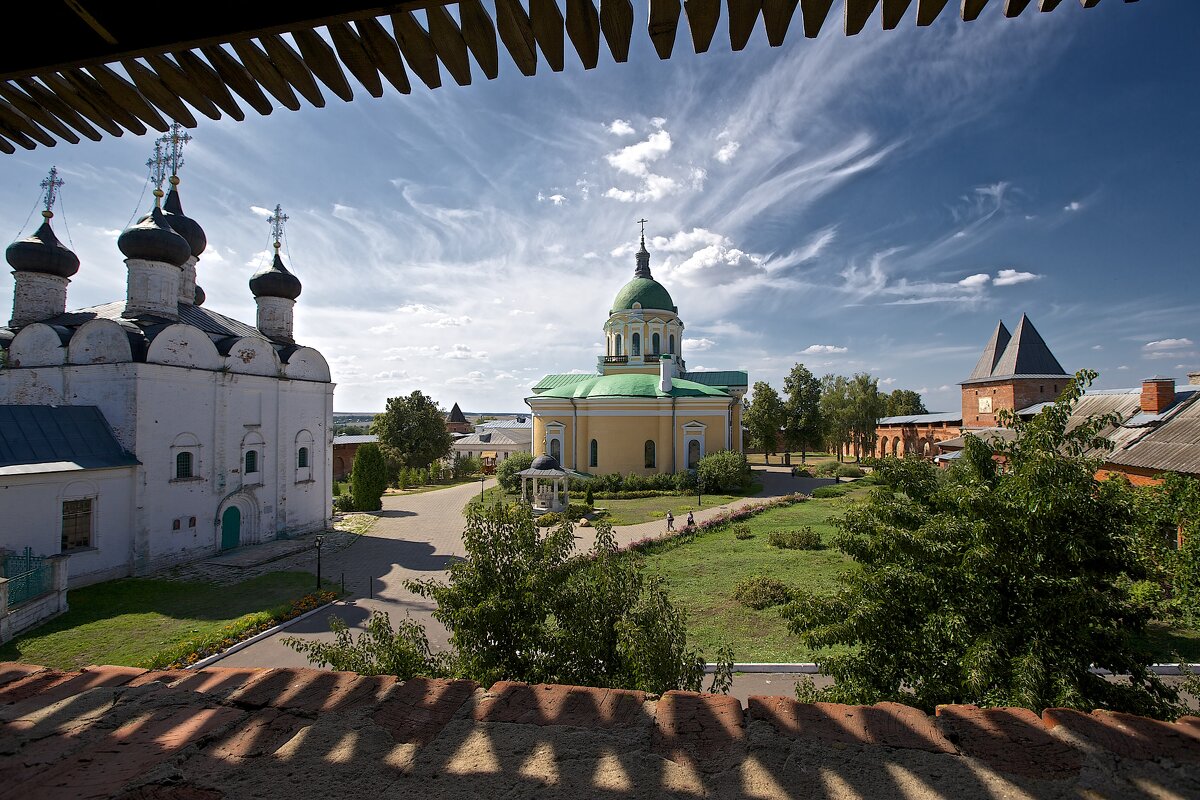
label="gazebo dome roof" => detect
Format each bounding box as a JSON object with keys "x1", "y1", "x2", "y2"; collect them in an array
[{"x1": 531, "y1": 454, "x2": 561, "y2": 471}]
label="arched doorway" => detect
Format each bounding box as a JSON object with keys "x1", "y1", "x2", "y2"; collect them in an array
[{"x1": 221, "y1": 506, "x2": 241, "y2": 550}]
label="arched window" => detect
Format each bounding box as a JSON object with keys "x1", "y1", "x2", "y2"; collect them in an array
[
  {"x1": 644, "y1": 440, "x2": 655, "y2": 469},
  {"x1": 298, "y1": 447, "x2": 309, "y2": 468},
  {"x1": 632, "y1": 332, "x2": 641, "y2": 356},
  {"x1": 669, "y1": 334, "x2": 675, "y2": 354},
  {"x1": 550, "y1": 438, "x2": 561, "y2": 462},
  {"x1": 245, "y1": 450, "x2": 259, "y2": 474},
  {"x1": 590, "y1": 439, "x2": 598, "y2": 468},
  {"x1": 615, "y1": 334, "x2": 623, "y2": 356},
  {"x1": 688, "y1": 440, "x2": 701, "y2": 469},
  {"x1": 175, "y1": 451, "x2": 193, "y2": 479},
  {"x1": 651, "y1": 333, "x2": 660, "y2": 355}
]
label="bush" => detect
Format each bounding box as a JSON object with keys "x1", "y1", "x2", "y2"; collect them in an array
[
  {"x1": 452, "y1": 454, "x2": 481, "y2": 479},
  {"x1": 585, "y1": 485, "x2": 594, "y2": 507},
  {"x1": 791, "y1": 467, "x2": 812, "y2": 478},
  {"x1": 733, "y1": 524, "x2": 753, "y2": 540},
  {"x1": 332, "y1": 481, "x2": 342, "y2": 496},
  {"x1": 535, "y1": 512, "x2": 563, "y2": 527},
  {"x1": 350, "y1": 443, "x2": 388, "y2": 512},
  {"x1": 696, "y1": 451, "x2": 752, "y2": 493},
  {"x1": 811, "y1": 484, "x2": 856, "y2": 498},
  {"x1": 837, "y1": 464, "x2": 864, "y2": 479},
  {"x1": 733, "y1": 576, "x2": 792, "y2": 610},
  {"x1": 814, "y1": 461, "x2": 840, "y2": 477},
  {"x1": 284, "y1": 610, "x2": 447, "y2": 679},
  {"x1": 768, "y1": 528, "x2": 822, "y2": 549},
  {"x1": 333, "y1": 494, "x2": 356, "y2": 513},
  {"x1": 497, "y1": 452, "x2": 534, "y2": 493},
  {"x1": 674, "y1": 470, "x2": 697, "y2": 492},
  {"x1": 564, "y1": 503, "x2": 590, "y2": 520}
]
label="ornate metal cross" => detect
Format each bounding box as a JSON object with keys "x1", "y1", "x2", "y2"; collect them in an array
[
  {"x1": 269, "y1": 204, "x2": 289, "y2": 249},
  {"x1": 160, "y1": 122, "x2": 192, "y2": 178},
  {"x1": 146, "y1": 140, "x2": 168, "y2": 201},
  {"x1": 637, "y1": 217, "x2": 648, "y2": 236},
  {"x1": 39, "y1": 166, "x2": 63, "y2": 217}
]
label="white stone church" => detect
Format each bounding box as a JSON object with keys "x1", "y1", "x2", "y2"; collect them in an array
[{"x1": 0, "y1": 147, "x2": 333, "y2": 587}]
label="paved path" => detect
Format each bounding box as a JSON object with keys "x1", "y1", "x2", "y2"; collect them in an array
[{"x1": 219, "y1": 467, "x2": 827, "y2": 669}]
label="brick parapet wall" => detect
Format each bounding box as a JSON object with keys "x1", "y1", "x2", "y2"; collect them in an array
[
  {"x1": 1, "y1": 662, "x2": 1197, "y2": 798},
  {"x1": 961, "y1": 378, "x2": 1067, "y2": 429}
]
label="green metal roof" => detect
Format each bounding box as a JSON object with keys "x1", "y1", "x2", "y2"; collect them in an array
[
  {"x1": 611, "y1": 277, "x2": 675, "y2": 313},
  {"x1": 532, "y1": 373, "x2": 731, "y2": 400},
  {"x1": 681, "y1": 370, "x2": 748, "y2": 389},
  {"x1": 531, "y1": 373, "x2": 594, "y2": 392}
]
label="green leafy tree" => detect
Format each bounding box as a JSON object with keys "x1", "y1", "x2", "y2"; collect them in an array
[
  {"x1": 284, "y1": 612, "x2": 447, "y2": 678},
  {"x1": 696, "y1": 450, "x2": 752, "y2": 493},
  {"x1": 744, "y1": 381, "x2": 786, "y2": 463},
  {"x1": 784, "y1": 371, "x2": 1181, "y2": 719},
  {"x1": 819, "y1": 374, "x2": 853, "y2": 461},
  {"x1": 497, "y1": 452, "x2": 534, "y2": 493},
  {"x1": 372, "y1": 391, "x2": 454, "y2": 470},
  {"x1": 783, "y1": 363, "x2": 823, "y2": 463},
  {"x1": 847, "y1": 373, "x2": 887, "y2": 460},
  {"x1": 885, "y1": 389, "x2": 928, "y2": 417},
  {"x1": 452, "y1": 454, "x2": 482, "y2": 479},
  {"x1": 349, "y1": 442, "x2": 388, "y2": 512}
]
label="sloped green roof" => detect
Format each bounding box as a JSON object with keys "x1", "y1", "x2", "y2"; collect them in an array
[
  {"x1": 681, "y1": 370, "x2": 748, "y2": 389},
  {"x1": 531, "y1": 373, "x2": 594, "y2": 392},
  {"x1": 532, "y1": 373, "x2": 730, "y2": 400},
  {"x1": 611, "y1": 277, "x2": 675, "y2": 312}
]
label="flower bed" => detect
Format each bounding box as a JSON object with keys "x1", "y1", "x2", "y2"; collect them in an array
[{"x1": 149, "y1": 589, "x2": 340, "y2": 669}]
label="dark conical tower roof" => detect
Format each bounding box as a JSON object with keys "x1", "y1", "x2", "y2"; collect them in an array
[
  {"x1": 448, "y1": 402, "x2": 468, "y2": 424},
  {"x1": 162, "y1": 182, "x2": 207, "y2": 258},
  {"x1": 634, "y1": 233, "x2": 651, "y2": 279},
  {"x1": 6, "y1": 217, "x2": 80, "y2": 278},
  {"x1": 249, "y1": 252, "x2": 302, "y2": 300},
  {"x1": 967, "y1": 321, "x2": 1011, "y2": 381},
  {"x1": 990, "y1": 314, "x2": 1069, "y2": 378},
  {"x1": 119, "y1": 206, "x2": 191, "y2": 267}
]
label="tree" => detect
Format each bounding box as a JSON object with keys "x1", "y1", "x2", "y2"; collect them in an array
[
  {"x1": 847, "y1": 373, "x2": 887, "y2": 460},
  {"x1": 497, "y1": 452, "x2": 534, "y2": 493},
  {"x1": 783, "y1": 363, "x2": 823, "y2": 463},
  {"x1": 452, "y1": 453, "x2": 481, "y2": 479},
  {"x1": 744, "y1": 381, "x2": 786, "y2": 463},
  {"x1": 784, "y1": 371, "x2": 1182, "y2": 719},
  {"x1": 819, "y1": 374, "x2": 853, "y2": 461},
  {"x1": 886, "y1": 389, "x2": 927, "y2": 417},
  {"x1": 696, "y1": 450, "x2": 752, "y2": 493},
  {"x1": 349, "y1": 442, "x2": 388, "y2": 511},
  {"x1": 372, "y1": 391, "x2": 454, "y2": 470}
]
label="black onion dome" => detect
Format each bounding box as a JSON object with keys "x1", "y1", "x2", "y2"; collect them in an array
[
  {"x1": 162, "y1": 186, "x2": 207, "y2": 258},
  {"x1": 530, "y1": 454, "x2": 562, "y2": 471},
  {"x1": 6, "y1": 219, "x2": 80, "y2": 278},
  {"x1": 249, "y1": 252, "x2": 302, "y2": 300},
  {"x1": 193, "y1": 284, "x2": 206, "y2": 306},
  {"x1": 119, "y1": 206, "x2": 191, "y2": 267}
]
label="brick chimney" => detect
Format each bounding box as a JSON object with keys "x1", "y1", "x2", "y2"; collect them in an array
[{"x1": 1140, "y1": 378, "x2": 1175, "y2": 414}]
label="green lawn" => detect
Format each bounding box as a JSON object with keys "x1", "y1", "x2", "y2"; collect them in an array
[
  {"x1": 465, "y1": 485, "x2": 755, "y2": 526},
  {"x1": 0, "y1": 572, "x2": 331, "y2": 670},
  {"x1": 641, "y1": 485, "x2": 871, "y2": 662}
]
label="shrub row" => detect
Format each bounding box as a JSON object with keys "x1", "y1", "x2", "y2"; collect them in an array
[
  {"x1": 768, "y1": 527, "x2": 822, "y2": 550},
  {"x1": 732, "y1": 575, "x2": 793, "y2": 609},
  {"x1": 733, "y1": 524, "x2": 753, "y2": 540}
]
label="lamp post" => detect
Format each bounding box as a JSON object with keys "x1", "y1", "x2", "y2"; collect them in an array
[
  {"x1": 697, "y1": 474, "x2": 702, "y2": 508},
  {"x1": 480, "y1": 473, "x2": 485, "y2": 501},
  {"x1": 315, "y1": 534, "x2": 324, "y2": 590}
]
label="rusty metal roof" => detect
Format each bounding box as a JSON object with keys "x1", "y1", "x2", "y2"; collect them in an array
[
  {"x1": 0, "y1": 1, "x2": 1127, "y2": 155},
  {"x1": 1107, "y1": 394, "x2": 1200, "y2": 475}
]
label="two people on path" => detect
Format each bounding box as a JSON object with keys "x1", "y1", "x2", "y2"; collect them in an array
[{"x1": 666, "y1": 510, "x2": 696, "y2": 532}]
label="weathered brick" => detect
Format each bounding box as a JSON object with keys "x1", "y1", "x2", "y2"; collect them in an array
[
  {"x1": 0, "y1": 671, "x2": 73, "y2": 706},
  {"x1": 372, "y1": 677, "x2": 478, "y2": 745},
  {"x1": 653, "y1": 691, "x2": 745, "y2": 768},
  {"x1": 748, "y1": 697, "x2": 956, "y2": 754},
  {"x1": 10, "y1": 704, "x2": 243, "y2": 799},
  {"x1": 1042, "y1": 708, "x2": 1200, "y2": 763},
  {"x1": 474, "y1": 681, "x2": 647, "y2": 728},
  {"x1": 224, "y1": 667, "x2": 392, "y2": 714},
  {"x1": 205, "y1": 708, "x2": 308, "y2": 760},
  {"x1": 935, "y1": 704, "x2": 1082, "y2": 779},
  {"x1": 0, "y1": 666, "x2": 146, "y2": 723},
  {"x1": 127, "y1": 670, "x2": 192, "y2": 688},
  {"x1": 0, "y1": 664, "x2": 45, "y2": 689},
  {"x1": 170, "y1": 667, "x2": 270, "y2": 699},
  {"x1": 119, "y1": 785, "x2": 224, "y2": 799}
]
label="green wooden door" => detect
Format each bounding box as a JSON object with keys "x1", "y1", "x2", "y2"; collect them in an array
[{"x1": 221, "y1": 507, "x2": 240, "y2": 550}]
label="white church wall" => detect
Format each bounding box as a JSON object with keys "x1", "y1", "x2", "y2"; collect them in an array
[
  {"x1": 224, "y1": 336, "x2": 281, "y2": 377},
  {"x1": 67, "y1": 319, "x2": 133, "y2": 365},
  {"x1": 145, "y1": 324, "x2": 222, "y2": 370},
  {"x1": 7, "y1": 323, "x2": 67, "y2": 368},
  {"x1": 0, "y1": 468, "x2": 136, "y2": 587},
  {"x1": 0, "y1": 363, "x2": 140, "y2": 451},
  {"x1": 283, "y1": 347, "x2": 331, "y2": 382}
]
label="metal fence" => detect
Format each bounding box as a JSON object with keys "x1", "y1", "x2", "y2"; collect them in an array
[{"x1": 3, "y1": 547, "x2": 52, "y2": 608}]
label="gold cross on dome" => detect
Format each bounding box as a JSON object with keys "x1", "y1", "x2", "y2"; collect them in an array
[
  {"x1": 269, "y1": 204, "x2": 289, "y2": 250},
  {"x1": 39, "y1": 166, "x2": 64, "y2": 218},
  {"x1": 146, "y1": 140, "x2": 168, "y2": 204}
]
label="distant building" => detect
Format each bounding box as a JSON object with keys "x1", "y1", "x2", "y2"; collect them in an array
[
  {"x1": 527, "y1": 231, "x2": 746, "y2": 474},
  {"x1": 446, "y1": 402, "x2": 472, "y2": 435},
  {"x1": 332, "y1": 435, "x2": 378, "y2": 480},
  {"x1": 0, "y1": 152, "x2": 332, "y2": 586},
  {"x1": 451, "y1": 426, "x2": 532, "y2": 468}
]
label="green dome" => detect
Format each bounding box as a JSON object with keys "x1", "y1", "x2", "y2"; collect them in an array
[
  {"x1": 535, "y1": 373, "x2": 729, "y2": 400},
  {"x1": 611, "y1": 277, "x2": 675, "y2": 313}
]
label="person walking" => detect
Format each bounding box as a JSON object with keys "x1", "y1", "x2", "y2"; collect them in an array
[
  {"x1": 666, "y1": 511, "x2": 674, "y2": 532},
  {"x1": 686, "y1": 511, "x2": 695, "y2": 528}
]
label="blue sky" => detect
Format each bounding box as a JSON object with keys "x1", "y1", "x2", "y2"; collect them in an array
[{"x1": 2, "y1": 2, "x2": 1197, "y2": 413}]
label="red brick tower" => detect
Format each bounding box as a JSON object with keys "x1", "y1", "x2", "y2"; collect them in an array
[{"x1": 960, "y1": 314, "x2": 1070, "y2": 429}]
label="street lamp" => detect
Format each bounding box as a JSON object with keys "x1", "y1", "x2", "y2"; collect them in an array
[
  {"x1": 315, "y1": 534, "x2": 324, "y2": 590},
  {"x1": 697, "y1": 474, "x2": 702, "y2": 508},
  {"x1": 481, "y1": 473, "x2": 485, "y2": 501}
]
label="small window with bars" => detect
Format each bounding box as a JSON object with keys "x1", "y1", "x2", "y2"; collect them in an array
[
  {"x1": 175, "y1": 451, "x2": 193, "y2": 479},
  {"x1": 298, "y1": 447, "x2": 309, "y2": 469},
  {"x1": 245, "y1": 450, "x2": 259, "y2": 474},
  {"x1": 61, "y1": 498, "x2": 93, "y2": 551}
]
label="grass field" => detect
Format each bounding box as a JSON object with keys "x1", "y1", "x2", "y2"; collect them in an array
[
  {"x1": 465, "y1": 485, "x2": 755, "y2": 526},
  {"x1": 0, "y1": 572, "x2": 332, "y2": 670}
]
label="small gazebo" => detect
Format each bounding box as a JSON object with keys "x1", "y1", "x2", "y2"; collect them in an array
[{"x1": 519, "y1": 454, "x2": 570, "y2": 514}]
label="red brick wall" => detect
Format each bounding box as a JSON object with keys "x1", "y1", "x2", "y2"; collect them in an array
[
  {"x1": 1141, "y1": 381, "x2": 1175, "y2": 413},
  {"x1": 961, "y1": 378, "x2": 1066, "y2": 428},
  {"x1": 332, "y1": 442, "x2": 363, "y2": 480},
  {"x1": 874, "y1": 423, "x2": 962, "y2": 459}
]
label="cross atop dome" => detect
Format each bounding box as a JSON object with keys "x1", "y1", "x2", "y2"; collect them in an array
[
  {"x1": 161, "y1": 122, "x2": 191, "y2": 182},
  {"x1": 147, "y1": 140, "x2": 168, "y2": 204},
  {"x1": 634, "y1": 220, "x2": 652, "y2": 279},
  {"x1": 269, "y1": 204, "x2": 289, "y2": 250},
  {"x1": 39, "y1": 166, "x2": 63, "y2": 220}
]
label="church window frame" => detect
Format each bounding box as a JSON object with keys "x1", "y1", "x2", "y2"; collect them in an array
[
  {"x1": 298, "y1": 447, "x2": 309, "y2": 468},
  {"x1": 632, "y1": 332, "x2": 641, "y2": 356},
  {"x1": 170, "y1": 433, "x2": 201, "y2": 483},
  {"x1": 644, "y1": 440, "x2": 656, "y2": 469},
  {"x1": 669, "y1": 334, "x2": 675, "y2": 355},
  {"x1": 175, "y1": 451, "x2": 194, "y2": 480},
  {"x1": 590, "y1": 439, "x2": 598, "y2": 468},
  {"x1": 550, "y1": 438, "x2": 562, "y2": 462},
  {"x1": 61, "y1": 497, "x2": 95, "y2": 552},
  {"x1": 651, "y1": 333, "x2": 660, "y2": 355},
  {"x1": 614, "y1": 334, "x2": 623, "y2": 356},
  {"x1": 295, "y1": 429, "x2": 315, "y2": 484},
  {"x1": 245, "y1": 450, "x2": 259, "y2": 475},
  {"x1": 241, "y1": 431, "x2": 265, "y2": 487}
]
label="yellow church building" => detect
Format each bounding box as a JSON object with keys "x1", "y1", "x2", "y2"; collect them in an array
[{"x1": 526, "y1": 233, "x2": 747, "y2": 475}]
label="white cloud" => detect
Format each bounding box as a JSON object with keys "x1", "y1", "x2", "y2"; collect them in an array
[
  {"x1": 447, "y1": 371, "x2": 486, "y2": 385},
  {"x1": 606, "y1": 130, "x2": 672, "y2": 177},
  {"x1": 1064, "y1": 201, "x2": 1083, "y2": 212},
  {"x1": 880, "y1": 377, "x2": 896, "y2": 386},
  {"x1": 1144, "y1": 338, "x2": 1193, "y2": 350},
  {"x1": 993, "y1": 269, "x2": 1040, "y2": 286},
  {"x1": 683, "y1": 337, "x2": 716, "y2": 351},
  {"x1": 444, "y1": 344, "x2": 488, "y2": 360},
  {"x1": 607, "y1": 119, "x2": 635, "y2": 136},
  {"x1": 957, "y1": 273, "x2": 990, "y2": 289},
  {"x1": 650, "y1": 117, "x2": 666, "y2": 129},
  {"x1": 604, "y1": 173, "x2": 679, "y2": 203},
  {"x1": 802, "y1": 344, "x2": 848, "y2": 354},
  {"x1": 689, "y1": 167, "x2": 707, "y2": 190},
  {"x1": 537, "y1": 191, "x2": 567, "y2": 206},
  {"x1": 372, "y1": 370, "x2": 409, "y2": 381},
  {"x1": 424, "y1": 316, "x2": 472, "y2": 327},
  {"x1": 716, "y1": 140, "x2": 740, "y2": 164},
  {"x1": 1092, "y1": 345, "x2": 1103, "y2": 351},
  {"x1": 249, "y1": 205, "x2": 274, "y2": 219}
]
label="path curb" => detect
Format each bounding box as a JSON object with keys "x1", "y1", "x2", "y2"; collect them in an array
[
  {"x1": 187, "y1": 599, "x2": 340, "y2": 670},
  {"x1": 705, "y1": 662, "x2": 1200, "y2": 675}
]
